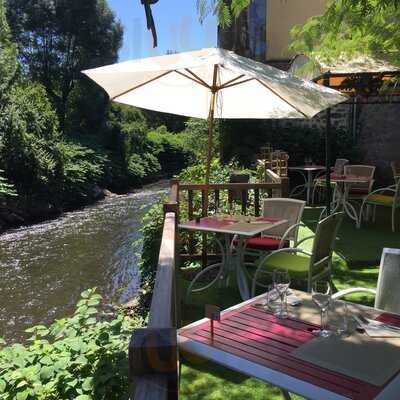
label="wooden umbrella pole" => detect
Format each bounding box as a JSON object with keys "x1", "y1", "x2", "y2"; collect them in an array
[{"x1": 204, "y1": 65, "x2": 219, "y2": 214}]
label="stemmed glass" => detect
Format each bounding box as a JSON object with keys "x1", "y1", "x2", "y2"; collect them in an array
[
  {"x1": 312, "y1": 281, "x2": 332, "y2": 337},
  {"x1": 273, "y1": 269, "x2": 291, "y2": 319}
]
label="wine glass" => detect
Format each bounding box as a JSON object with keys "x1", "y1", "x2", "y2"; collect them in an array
[
  {"x1": 273, "y1": 269, "x2": 290, "y2": 319},
  {"x1": 312, "y1": 281, "x2": 332, "y2": 337}
]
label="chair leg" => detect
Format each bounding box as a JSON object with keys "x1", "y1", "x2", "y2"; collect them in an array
[
  {"x1": 392, "y1": 207, "x2": 396, "y2": 233},
  {"x1": 280, "y1": 389, "x2": 292, "y2": 400},
  {"x1": 372, "y1": 205, "x2": 377, "y2": 223}
]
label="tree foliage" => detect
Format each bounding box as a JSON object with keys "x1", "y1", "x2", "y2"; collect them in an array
[
  {"x1": 197, "y1": 0, "x2": 253, "y2": 27},
  {"x1": 290, "y1": 0, "x2": 400, "y2": 67},
  {"x1": 6, "y1": 0, "x2": 123, "y2": 132},
  {"x1": 0, "y1": 0, "x2": 17, "y2": 99}
]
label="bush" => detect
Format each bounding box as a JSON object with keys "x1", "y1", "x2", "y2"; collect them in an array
[
  {"x1": 147, "y1": 126, "x2": 192, "y2": 174},
  {"x1": 57, "y1": 140, "x2": 110, "y2": 205},
  {"x1": 0, "y1": 83, "x2": 62, "y2": 198},
  {"x1": 0, "y1": 288, "x2": 142, "y2": 400},
  {"x1": 220, "y1": 120, "x2": 361, "y2": 166}
]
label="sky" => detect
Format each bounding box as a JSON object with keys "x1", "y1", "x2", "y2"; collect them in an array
[{"x1": 108, "y1": 0, "x2": 217, "y2": 62}]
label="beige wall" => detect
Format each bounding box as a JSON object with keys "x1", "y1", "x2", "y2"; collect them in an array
[{"x1": 266, "y1": 0, "x2": 326, "y2": 60}]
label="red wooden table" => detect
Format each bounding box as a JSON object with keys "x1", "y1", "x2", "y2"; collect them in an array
[{"x1": 178, "y1": 292, "x2": 400, "y2": 400}]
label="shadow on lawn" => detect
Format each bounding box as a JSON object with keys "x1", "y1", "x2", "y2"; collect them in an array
[{"x1": 303, "y1": 206, "x2": 399, "y2": 268}]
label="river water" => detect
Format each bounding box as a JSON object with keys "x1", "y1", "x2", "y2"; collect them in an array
[{"x1": 0, "y1": 182, "x2": 167, "y2": 341}]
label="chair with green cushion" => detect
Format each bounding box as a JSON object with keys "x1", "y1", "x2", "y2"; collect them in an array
[
  {"x1": 251, "y1": 212, "x2": 344, "y2": 295},
  {"x1": 358, "y1": 175, "x2": 400, "y2": 232}
]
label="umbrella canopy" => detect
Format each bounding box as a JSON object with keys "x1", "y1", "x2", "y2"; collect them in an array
[
  {"x1": 83, "y1": 48, "x2": 347, "y2": 209},
  {"x1": 83, "y1": 47, "x2": 346, "y2": 120}
]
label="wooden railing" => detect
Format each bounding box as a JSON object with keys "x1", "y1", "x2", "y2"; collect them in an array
[
  {"x1": 178, "y1": 173, "x2": 289, "y2": 267},
  {"x1": 130, "y1": 183, "x2": 179, "y2": 400}
]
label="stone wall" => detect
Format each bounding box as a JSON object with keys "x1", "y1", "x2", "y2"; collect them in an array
[
  {"x1": 269, "y1": 96, "x2": 400, "y2": 185},
  {"x1": 357, "y1": 95, "x2": 400, "y2": 184}
]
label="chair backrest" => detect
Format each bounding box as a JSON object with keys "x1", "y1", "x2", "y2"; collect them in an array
[
  {"x1": 333, "y1": 158, "x2": 349, "y2": 175},
  {"x1": 344, "y1": 164, "x2": 376, "y2": 192},
  {"x1": 375, "y1": 248, "x2": 400, "y2": 313},
  {"x1": 311, "y1": 212, "x2": 344, "y2": 267},
  {"x1": 262, "y1": 198, "x2": 306, "y2": 244},
  {"x1": 391, "y1": 161, "x2": 400, "y2": 183}
]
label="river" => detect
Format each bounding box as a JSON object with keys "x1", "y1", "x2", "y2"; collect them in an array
[{"x1": 0, "y1": 182, "x2": 167, "y2": 341}]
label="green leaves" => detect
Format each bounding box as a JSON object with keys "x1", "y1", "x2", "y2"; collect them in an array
[
  {"x1": 290, "y1": 0, "x2": 400, "y2": 69},
  {"x1": 0, "y1": 288, "x2": 142, "y2": 399},
  {"x1": 197, "y1": 0, "x2": 253, "y2": 26}
]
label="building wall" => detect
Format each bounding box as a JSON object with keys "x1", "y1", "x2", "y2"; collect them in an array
[{"x1": 266, "y1": 0, "x2": 326, "y2": 60}]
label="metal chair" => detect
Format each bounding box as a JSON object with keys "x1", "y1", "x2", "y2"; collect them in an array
[
  {"x1": 392, "y1": 161, "x2": 400, "y2": 184},
  {"x1": 312, "y1": 158, "x2": 349, "y2": 204},
  {"x1": 332, "y1": 248, "x2": 400, "y2": 314},
  {"x1": 252, "y1": 212, "x2": 344, "y2": 295},
  {"x1": 344, "y1": 164, "x2": 375, "y2": 200},
  {"x1": 358, "y1": 165, "x2": 400, "y2": 232}
]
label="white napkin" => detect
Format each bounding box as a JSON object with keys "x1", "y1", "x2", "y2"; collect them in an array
[{"x1": 354, "y1": 316, "x2": 400, "y2": 338}]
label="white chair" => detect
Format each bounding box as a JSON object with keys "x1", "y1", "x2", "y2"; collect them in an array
[
  {"x1": 358, "y1": 172, "x2": 400, "y2": 232},
  {"x1": 332, "y1": 248, "x2": 400, "y2": 314},
  {"x1": 344, "y1": 164, "x2": 375, "y2": 200},
  {"x1": 240, "y1": 198, "x2": 306, "y2": 258},
  {"x1": 312, "y1": 158, "x2": 349, "y2": 204}
]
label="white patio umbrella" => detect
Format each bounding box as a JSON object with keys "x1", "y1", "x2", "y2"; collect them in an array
[{"x1": 83, "y1": 48, "x2": 347, "y2": 199}]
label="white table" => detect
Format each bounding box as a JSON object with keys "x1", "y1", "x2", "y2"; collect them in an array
[
  {"x1": 289, "y1": 165, "x2": 326, "y2": 204},
  {"x1": 179, "y1": 216, "x2": 287, "y2": 301},
  {"x1": 320, "y1": 175, "x2": 372, "y2": 222}
]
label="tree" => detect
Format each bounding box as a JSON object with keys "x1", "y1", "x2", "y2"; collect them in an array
[
  {"x1": 0, "y1": 0, "x2": 17, "y2": 102},
  {"x1": 6, "y1": 0, "x2": 123, "y2": 133},
  {"x1": 290, "y1": 0, "x2": 400, "y2": 67}
]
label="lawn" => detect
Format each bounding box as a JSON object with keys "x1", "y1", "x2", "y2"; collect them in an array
[{"x1": 178, "y1": 206, "x2": 399, "y2": 400}]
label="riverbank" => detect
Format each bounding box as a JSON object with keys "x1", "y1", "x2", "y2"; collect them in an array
[{"x1": 0, "y1": 177, "x2": 170, "y2": 234}]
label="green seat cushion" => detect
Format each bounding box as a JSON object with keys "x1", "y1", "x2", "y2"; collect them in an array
[
  {"x1": 366, "y1": 194, "x2": 395, "y2": 206},
  {"x1": 261, "y1": 252, "x2": 310, "y2": 277}
]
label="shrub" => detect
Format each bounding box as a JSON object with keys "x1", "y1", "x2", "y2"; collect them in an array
[
  {"x1": 0, "y1": 288, "x2": 142, "y2": 400},
  {"x1": 147, "y1": 126, "x2": 192, "y2": 174}
]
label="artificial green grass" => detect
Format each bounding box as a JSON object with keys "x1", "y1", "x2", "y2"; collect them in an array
[{"x1": 179, "y1": 207, "x2": 398, "y2": 400}]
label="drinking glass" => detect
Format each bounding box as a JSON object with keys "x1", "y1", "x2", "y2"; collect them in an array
[
  {"x1": 265, "y1": 284, "x2": 280, "y2": 314},
  {"x1": 312, "y1": 281, "x2": 332, "y2": 337},
  {"x1": 273, "y1": 269, "x2": 291, "y2": 319},
  {"x1": 330, "y1": 299, "x2": 349, "y2": 337}
]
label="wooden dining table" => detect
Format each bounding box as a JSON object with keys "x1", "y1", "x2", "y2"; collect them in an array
[{"x1": 178, "y1": 290, "x2": 400, "y2": 400}]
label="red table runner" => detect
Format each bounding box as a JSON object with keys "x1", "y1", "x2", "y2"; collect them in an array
[{"x1": 180, "y1": 300, "x2": 400, "y2": 400}]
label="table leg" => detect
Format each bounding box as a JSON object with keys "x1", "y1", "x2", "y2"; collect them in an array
[
  {"x1": 280, "y1": 389, "x2": 292, "y2": 400},
  {"x1": 235, "y1": 236, "x2": 250, "y2": 300},
  {"x1": 289, "y1": 170, "x2": 307, "y2": 199},
  {"x1": 342, "y1": 185, "x2": 360, "y2": 222},
  {"x1": 306, "y1": 170, "x2": 312, "y2": 204},
  {"x1": 186, "y1": 235, "x2": 227, "y2": 300}
]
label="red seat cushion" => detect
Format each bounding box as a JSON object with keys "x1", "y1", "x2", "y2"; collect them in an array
[
  {"x1": 244, "y1": 237, "x2": 289, "y2": 251},
  {"x1": 349, "y1": 188, "x2": 370, "y2": 195}
]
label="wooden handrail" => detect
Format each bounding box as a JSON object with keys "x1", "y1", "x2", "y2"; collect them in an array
[
  {"x1": 131, "y1": 207, "x2": 178, "y2": 399},
  {"x1": 179, "y1": 182, "x2": 283, "y2": 190}
]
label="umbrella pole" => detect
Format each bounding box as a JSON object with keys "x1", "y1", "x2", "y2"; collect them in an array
[
  {"x1": 325, "y1": 107, "x2": 332, "y2": 215},
  {"x1": 204, "y1": 65, "x2": 219, "y2": 214}
]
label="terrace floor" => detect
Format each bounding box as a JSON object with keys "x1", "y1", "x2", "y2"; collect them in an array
[{"x1": 178, "y1": 206, "x2": 399, "y2": 400}]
